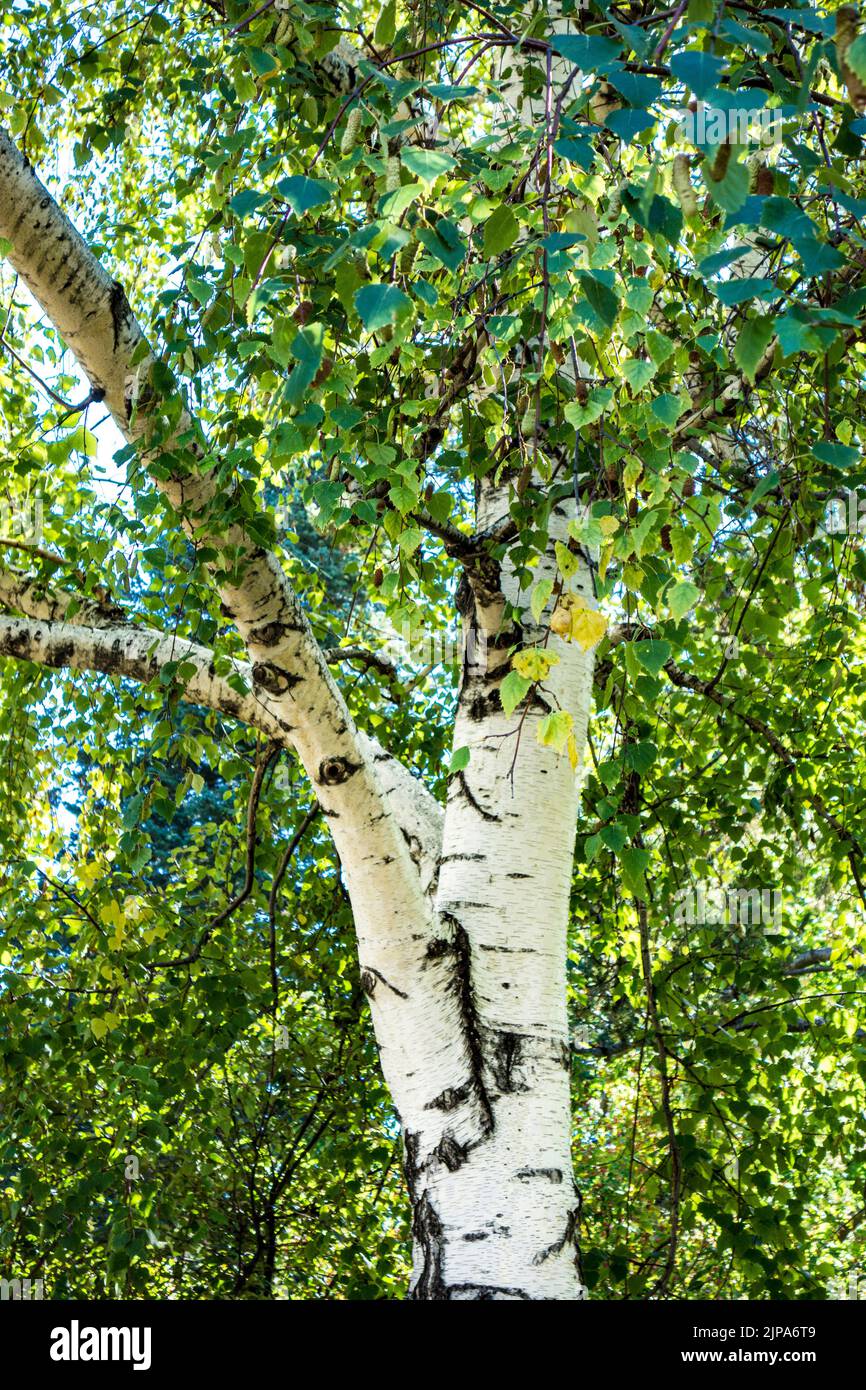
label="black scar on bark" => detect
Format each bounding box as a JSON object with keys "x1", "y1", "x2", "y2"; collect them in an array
[
  {"x1": 359, "y1": 966, "x2": 408, "y2": 1000},
  {"x1": 248, "y1": 618, "x2": 291, "y2": 648},
  {"x1": 434, "y1": 1132, "x2": 468, "y2": 1171},
  {"x1": 442, "y1": 912, "x2": 494, "y2": 1134},
  {"x1": 532, "y1": 1203, "x2": 582, "y2": 1270},
  {"x1": 446, "y1": 1283, "x2": 533, "y2": 1300},
  {"x1": 424, "y1": 937, "x2": 451, "y2": 961},
  {"x1": 49, "y1": 639, "x2": 76, "y2": 668},
  {"x1": 316, "y1": 756, "x2": 361, "y2": 787},
  {"x1": 463, "y1": 687, "x2": 502, "y2": 722},
  {"x1": 408, "y1": 1191, "x2": 447, "y2": 1301},
  {"x1": 449, "y1": 770, "x2": 500, "y2": 823},
  {"x1": 489, "y1": 1031, "x2": 527, "y2": 1094},
  {"x1": 455, "y1": 572, "x2": 474, "y2": 618},
  {"x1": 516, "y1": 1167, "x2": 563, "y2": 1183},
  {"x1": 108, "y1": 279, "x2": 133, "y2": 352},
  {"x1": 252, "y1": 661, "x2": 302, "y2": 697},
  {"x1": 424, "y1": 1081, "x2": 471, "y2": 1112}
]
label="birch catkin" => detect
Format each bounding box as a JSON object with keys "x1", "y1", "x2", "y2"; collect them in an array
[
  {"x1": 672, "y1": 155, "x2": 698, "y2": 219},
  {"x1": 341, "y1": 106, "x2": 362, "y2": 155}
]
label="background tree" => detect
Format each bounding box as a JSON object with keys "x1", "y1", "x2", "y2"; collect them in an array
[{"x1": 1, "y1": 0, "x2": 866, "y2": 1300}]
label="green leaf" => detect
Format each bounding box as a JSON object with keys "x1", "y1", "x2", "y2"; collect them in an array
[
  {"x1": 813, "y1": 441, "x2": 859, "y2": 471},
  {"x1": 550, "y1": 34, "x2": 621, "y2": 70},
  {"x1": 578, "y1": 272, "x2": 620, "y2": 330},
  {"x1": 448, "y1": 746, "x2": 470, "y2": 774},
  {"x1": 276, "y1": 175, "x2": 331, "y2": 215},
  {"x1": 668, "y1": 580, "x2": 700, "y2": 621},
  {"x1": 284, "y1": 323, "x2": 324, "y2": 406},
  {"x1": 846, "y1": 34, "x2": 866, "y2": 84},
  {"x1": 635, "y1": 639, "x2": 671, "y2": 676},
  {"x1": 651, "y1": 393, "x2": 684, "y2": 428},
  {"x1": 600, "y1": 823, "x2": 628, "y2": 853},
  {"x1": 705, "y1": 157, "x2": 751, "y2": 214},
  {"x1": 670, "y1": 51, "x2": 726, "y2": 99},
  {"x1": 374, "y1": 0, "x2": 397, "y2": 47},
  {"x1": 417, "y1": 218, "x2": 466, "y2": 270},
  {"x1": 354, "y1": 283, "x2": 412, "y2": 332},
  {"x1": 713, "y1": 277, "x2": 776, "y2": 306},
  {"x1": 626, "y1": 740, "x2": 658, "y2": 774},
  {"x1": 229, "y1": 188, "x2": 267, "y2": 218},
  {"x1": 621, "y1": 358, "x2": 656, "y2": 392},
  {"x1": 733, "y1": 315, "x2": 775, "y2": 383},
  {"x1": 483, "y1": 204, "x2": 519, "y2": 258},
  {"x1": 564, "y1": 386, "x2": 613, "y2": 428},
  {"x1": 605, "y1": 108, "x2": 655, "y2": 143},
  {"x1": 698, "y1": 245, "x2": 753, "y2": 278},
  {"x1": 400, "y1": 148, "x2": 456, "y2": 183},
  {"x1": 500, "y1": 670, "x2": 531, "y2": 717},
  {"x1": 531, "y1": 578, "x2": 554, "y2": 624},
  {"x1": 620, "y1": 846, "x2": 651, "y2": 899}
]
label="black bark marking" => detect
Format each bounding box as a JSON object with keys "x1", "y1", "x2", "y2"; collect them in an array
[
  {"x1": 440, "y1": 851, "x2": 485, "y2": 865},
  {"x1": 108, "y1": 279, "x2": 132, "y2": 352},
  {"x1": 409, "y1": 1191, "x2": 447, "y2": 1301},
  {"x1": 455, "y1": 572, "x2": 474, "y2": 617},
  {"x1": 424, "y1": 937, "x2": 451, "y2": 962},
  {"x1": 464, "y1": 688, "x2": 502, "y2": 722},
  {"x1": 359, "y1": 966, "x2": 408, "y2": 1000},
  {"x1": 443, "y1": 912, "x2": 494, "y2": 1134},
  {"x1": 424, "y1": 1082, "x2": 471, "y2": 1113},
  {"x1": 316, "y1": 755, "x2": 361, "y2": 787},
  {"x1": 516, "y1": 1167, "x2": 563, "y2": 1183},
  {"x1": 248, "y1": 618, "x2": 290, "y2": 648},
  {"x1": 251, "y1": 661, "x2": 302, "y2": 697},
  {"x1": 463, "y1": 1231, "x2": 488, "y2": 1242},
  {"x1": 533, "y1": 1204, "x2": 581, "y2": 1266},
  {"x1": 489, "y1": 1031, "x2": 525, "y2": 1094},
  {"x1": 450, "y1": 770, "x2": 500, "y2": 823},
  {"x1": 401, "y1": 827, "x2": 423, "y2": 865},
  {"x1": 446, "y1": 1283, "x2": 533, "y2": 1300},
  {"x1": 434, "y1": 1133, "x2": 468, "y2": 1171}
]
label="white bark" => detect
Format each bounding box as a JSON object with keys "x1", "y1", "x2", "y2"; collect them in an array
[{"x1": 401, "y1": 465, "x2": 595, "y2": 1298}]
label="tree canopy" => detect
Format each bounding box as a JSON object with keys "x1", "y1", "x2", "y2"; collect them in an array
[{"x1": 1, "y1": 0, "x2": 866, "y2": 1300}]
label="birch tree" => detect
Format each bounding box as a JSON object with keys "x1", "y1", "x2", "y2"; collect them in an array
[{"x1": 2, "y1": 0, "x2": 866, "y2": 1301}]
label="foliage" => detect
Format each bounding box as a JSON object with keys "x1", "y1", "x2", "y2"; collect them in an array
[{"x1": 2, "y1": 0, "x2": 866, "y2": 1298}]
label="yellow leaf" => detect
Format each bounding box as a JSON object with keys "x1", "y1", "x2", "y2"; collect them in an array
[
  {"x1": 91, "y1": 1017, "x2": 108, "y2": 1040},
  {"x1": 598, "y1": 515, "x2": 619, "y2": 537},
  {"x1": 623, "y1": 458, "x2": 642, "y2": 493},
  {"x1": 567, "y1": 733, "x2": 580, "y2": 771},
  {"x1": 513, "y1": 647, "x2": 559, "y2": 681},
  {"x1": 537, "y1": 710, "x2": 574, "y2": 753},
  {"x1": 570, "y1": 605, "x2": 608, "y2": 651}
]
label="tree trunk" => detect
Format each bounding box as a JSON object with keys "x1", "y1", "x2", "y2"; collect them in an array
[{"x1": 402, "y1": 477, "x2": 595, "y2": 1300}]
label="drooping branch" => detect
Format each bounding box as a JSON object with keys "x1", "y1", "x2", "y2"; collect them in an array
[
  {"x1": 0, "y1": 602, "x2": 444, "y2": 887},
  {"x1": 0, "y1": 614, "x2": 294, "y2": 740}
]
